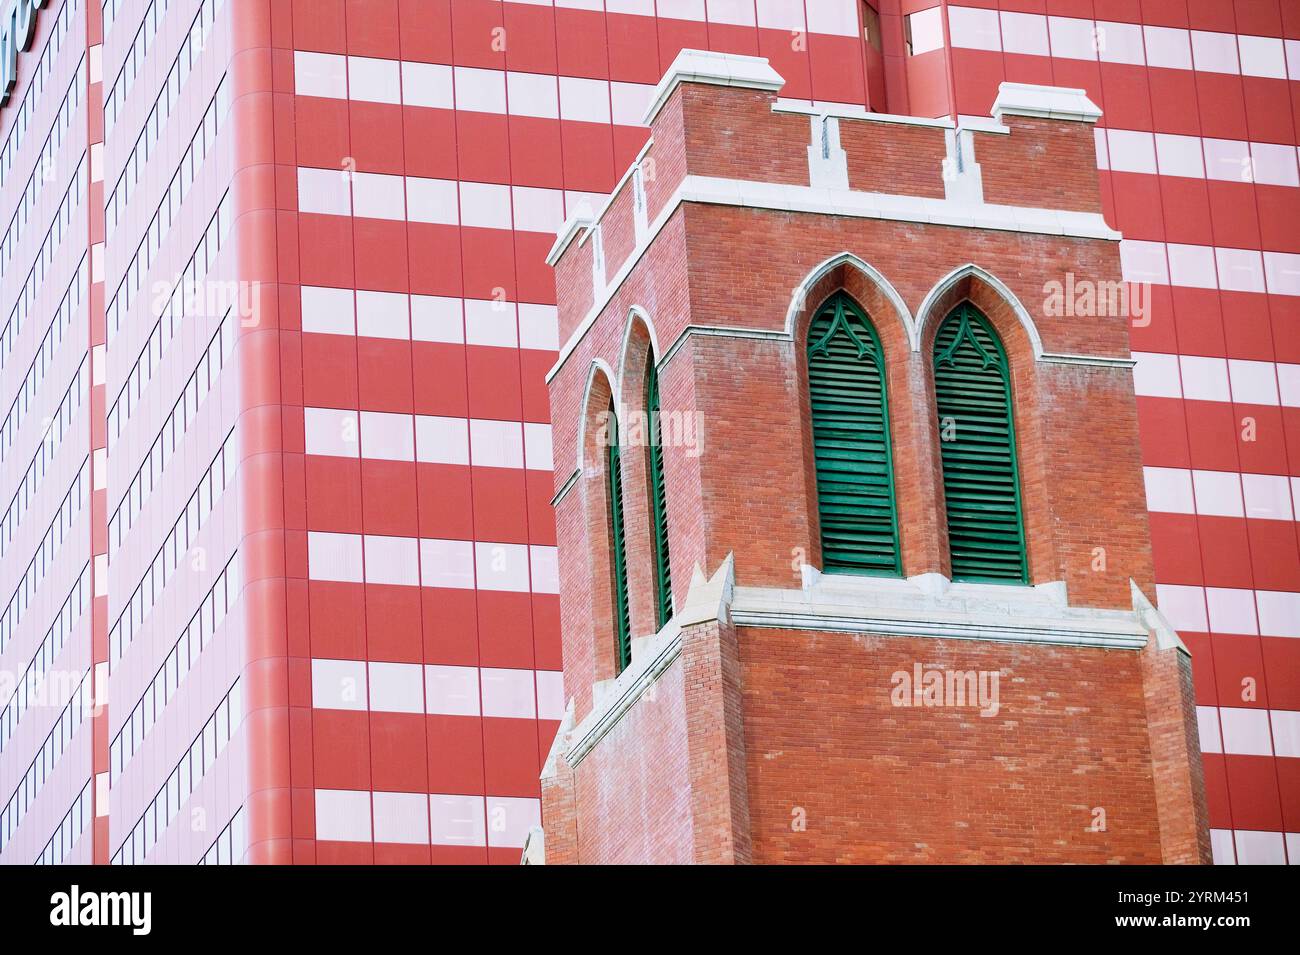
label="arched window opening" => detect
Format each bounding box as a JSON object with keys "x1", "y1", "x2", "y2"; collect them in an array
[
  {"x1": 807, "y1": 292, "x2": 901, "y2": 575},
  {"x1": 606, "y1": 403, "x2": 632, "y2": 672},
  {"x1": 646, "y1": 357, "x2": 673, "y2": 629},
  {"x1": 932, "y1": 303, "x2": 1027, "y2": 583}
]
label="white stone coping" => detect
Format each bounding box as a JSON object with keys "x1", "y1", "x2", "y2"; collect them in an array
[
  {"x1": 558, "y1": 555, "x2": 734, "y2": 769},
  {"x1": 545, "y1": 212, "x2": 595, "y2": 267},
  {"x1": 731, "y1": 568, "x2": 1150, "y2": 650},
  {"x1": 519, "y1": 825, "x2": 545, "y2": 864},
  {"x1": 564, "y1": 622, "x2": 685, "y2": 768},
  {"x1": 774, "y1": 101, "x2": 1011, "y2": 136},
  {"x1": 548, "y1": 559, "x2": 1176, "y2": 776},
  {"x1": 992, "y1": 82, "x2": 1103, "y2": 124},
  {"x1": 1132, "y1": 580, "x2": 1190, "y2": 654},
  {"x1": 642, "y1": 49, "x2": 785, "y2": 126},
  {"x1": 686, "y1": 176, "x2": 1120, "y2": 240},
  {"x1": 774, "y1": 99, "x2": 951, "y2": 128}
]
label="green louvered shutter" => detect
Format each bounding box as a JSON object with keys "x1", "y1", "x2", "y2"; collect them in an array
[
  {"x1": 607, "y1": 405, "x2": 633, "y2": 672},
  {"x1": 932, "y1": 304, "x2": 1027, "y2": 583},
  {"x1": 646, "y1": 360, "x2": 673, "y2": 628},
  {"x1": 807, "y1": 292, "x2": 901, "y2": 575}
]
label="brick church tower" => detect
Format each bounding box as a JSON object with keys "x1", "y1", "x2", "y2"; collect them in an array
[{"x1": 536, "y1": 50, "x2": 1210, "y2": 865}]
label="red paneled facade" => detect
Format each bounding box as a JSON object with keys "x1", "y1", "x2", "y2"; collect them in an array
[{"x1": 0, "y1": 0, "x2": 1294, "y2": 865}]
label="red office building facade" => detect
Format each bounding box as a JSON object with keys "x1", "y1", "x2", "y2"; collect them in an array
[{"x1": 0, "y1": 0, "x2": 1295, "y2": 865}]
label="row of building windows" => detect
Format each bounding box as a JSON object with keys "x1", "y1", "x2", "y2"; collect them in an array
[
  {"x1": 102, "y1": 0, "x2": 133, "y2": 37},
  {"x1": 108, "y1": 59, "x2": 228, "y2": 242},
  {"x1": 108, "y1": 306, "x2": 235, "y2": 554},
  {"x1": 35, "y1": 776, "x2": 92, "y2": 865},
  {"x1": 111, "y1": 676, "x2": 243, "y2": 866},
  {"x1": 807, "y1": 293, "x2": 1026, "y2": 582},
  {"x1": 0, "y1": 668, "x2": 91, "y2": 857},
  {"x1": 198, "y1": 805, "x2": 245, "y2": 865},
  {"x1": 0, "y1": 352, "x2": 87, "y2": 561},
  {"x1": 102, "y1": 0, "x2": 176, "y2": 136},
  {"x1": 110, "y1": 549, "x2": 239, "y2": 785},
  {"x1": 107, "y1": 184, "x2": 231, "y2": 345},
  {"x1": 108, "y1": 190, "x2": 231, "y2": 441},
  {"x1": 107, "y1": 425, "x2": 237, "y2": 670},
  {"x1": 0, "y1": 55, "x2": 84, "y2": 282},
  {"x1": 0, "y1": 559, "x2": 89, "y2": 756},
  {"x1": 0, "y1": 253, "x2": 87, "y2": 464},
  {"x1": 0, "y1": 152, "x2": 86, "y2": 379},
  {"x1": 606, "y1": 357, "x2": 672, "y2": 673},
  {"x1": 0, "y1": 455, "x2": 87, "y2": 658},
  {"x1": 0, "y1": 0, "x2": 77, "y2": 187},
  {"x1": 105, "y1": 75, "x2": 229, "y2": 349}
]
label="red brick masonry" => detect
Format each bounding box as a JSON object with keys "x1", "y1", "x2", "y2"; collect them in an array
[{"x1": 537, "y1": 51, "x2": 1210, "y2": 865}]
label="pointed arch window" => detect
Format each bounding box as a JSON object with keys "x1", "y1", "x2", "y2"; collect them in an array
[
  {"x1": 646, "y1": 357, "x2": 673, "y2": 628},
  {"x1": 606, "y1": 402, "x2": 632, "y2": 672},
  {"x1": 806, "y1": 292, "x2": 901, "y2": 575},
  {"x1": 932, "y1": 303, "x2": 1027, "y2": 583}
]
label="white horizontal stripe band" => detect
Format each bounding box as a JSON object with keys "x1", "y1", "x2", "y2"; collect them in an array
[
  {"x1": 1095, "y1": 127, "x2": 1300, "y2": 189},
  {"x1": 1197, "y1": 705, "x2": 1300, "y2": 758},
  {"x1": 1143, "y1": 466, "x2": 1300, "y2": 522},
  {"x1": 292, "y1": 5, "x2": 862, "y2": 107},
  {"x1": 1208, "y1": 829, "x2": 1298, "y2": 865},
  {"x1": 297, "y1": 166, "x2": 606, "y2": 235},
  {"x1": 314, "y1": 789, "x2": 541, "y2": 848},
  {"x1": 948, "y1": 6, "x2": 1300, "y2": 82},
  {"x1": 307, "y1": 531, "x2": 559, "y2": 593},
  {"x1": 1121, "y1": 241, "x2": 1300, "y2": 295},
  {"x1": 1131, "y1": 351, "x2": 1300, "y2": 406},
  {"x1": 300, "y1": 287, "x2": 560, "y2": 350},
  {"x1": 311, "y1": 659, "x2": 565, "y2": 720},
  {"x1": 296, "y1": 51, "x2": 658, "y2": 125},
  {"x1": 1155, "y1": 583, "x2": 1300, "y2": 637},
  {"x1": 303, "y1": 408, "x2": 553, "y2": 471}
]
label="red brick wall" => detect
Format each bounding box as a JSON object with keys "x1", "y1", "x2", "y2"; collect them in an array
[
  {"x1": 976, "y1": 116, "x2": 1104, "y2": 214},
  {"x1": 681, "y1": 618, "x2": 753, "y2": 864},
  {"x1": 642, "y1": 100, "x2": 687, "y2": 224},
  {"x1": 552, "y1": 617, "x2": 754, "y2": 865},
  {"x1": 684, "y1": 333, "x2": 812, "y2": 589},
  {"x1": 681, "y1": 209, "x2": 1129, "y2": 360},
  {"x1": 554, "y1": 233, "x2": 596, "y2": 345},
  {"x1": 841, "y1": 120, "x2": 948, "y2": 198},
  {"x1": 741, "y1": 627, "x2": 1166, "y2": 863},
  {"x1": 601, "y1": 179, "x2": 638, "y2": 282},
  {"x1": 1141, "y1": 641, "x2": 1214, "y2": 864},
  {"x1": 680, "y1": 85, "x2": 811, "y2": 186},
  {"x1": 569, "y1": 657, "x2": 695, "y2": 864}
]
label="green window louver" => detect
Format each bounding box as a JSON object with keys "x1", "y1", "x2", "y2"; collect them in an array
[
  {"x1": 932, "y1": 303, "x2": 1028, "y2": 583},
  {"x1": 807, "y1": 292, "x2": 901, "y2": 576},
  {"x1": 607, "y1": 403, "x2": 632, "y2": 673},
  {"x1": 646, "y1": 359, "x2": 673, "y2": 629}
]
